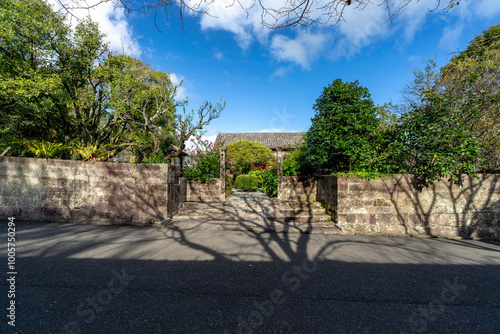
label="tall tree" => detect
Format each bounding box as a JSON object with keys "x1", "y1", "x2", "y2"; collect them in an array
[
  {"x1": 0, "y1": 0, "x2": 69, "y2": 153},
  {"x1": 101, "y1": 55, "x2": 180, "y2": 159},
  {"x1": 306, "y1": 79, "x2": 380, "y2": 174},
  {"x1": 392, "y1": 24, "x2": 500, "y2": 185},
  {"x1": 439, "y1": 25, "x2": 500, "y2": 172}
]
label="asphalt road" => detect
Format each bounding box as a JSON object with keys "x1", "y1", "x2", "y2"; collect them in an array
[{"x1": 1, "y1": 220, "x2": 500, "y2": 334}]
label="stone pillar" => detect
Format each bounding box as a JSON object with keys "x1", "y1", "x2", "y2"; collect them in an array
[
  {"x1": 219, "y1": 149, "x2": 226, "y2": 201},
  {"x1": 277, "y1": 147, "x2": 283, "y2": 201},
  {"x1": 173, "y1": 157, "x2": 181, "y2": 168},
  {"x1": 166, "y1": 164, "x2": 181, "y2": 218}
]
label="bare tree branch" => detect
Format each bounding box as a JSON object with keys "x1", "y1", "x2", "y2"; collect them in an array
[{"x1": 54, "y1": 0, "x2": 465, "y2": 31}]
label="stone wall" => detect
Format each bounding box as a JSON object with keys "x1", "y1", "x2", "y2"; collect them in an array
[
  {"x1": 279, "y1": 176, "x2": 317, "y2": 202},
  {"x1": 317, "y1": 174, "x2": 500, "y2": 239},
  {"x1": 184, "y1": 178, "x2": 222, "y2": 202},
  {"x1": 0, "y1": 156, "x2": 178, "y2": 225}
]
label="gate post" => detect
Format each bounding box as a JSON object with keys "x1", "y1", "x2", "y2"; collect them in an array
[
  {"x1": 277, "y1": 147, "x2": 283, "y2": 201},
  {"x1": 166, "y1": 164, "x2": 181, "y2": 218},
  {"x1": 219, "y1": 148, "x2": 225, "y2": 201}
]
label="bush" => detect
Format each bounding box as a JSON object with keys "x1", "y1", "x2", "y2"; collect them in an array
[
  {"x1": 182, "y1": 138, "x2": 221, "y2": 182},
  {"x1": 261, "y1": 166, "x2": 278, "y2": 197},
  {"x1": 235, "y1": 174, "x2": 259, "y2": 192},
  {"x1": 226, "y1": 141, "x2": 275, "y2": 176},
  {"x1": 72, "y1": 144, "x2": 114, "y2": 162},
  {"x1": 142, "y1": 151, "x2": 172, "y2": 164},
  {"x1": 282, "y1": 144, "x2": 312, "y2": 176},
  {"x1": 248, "y1": 168, "x2": 263, "y2": 185},
  {"x1": 16, "y1": 140, "x2": 68, "y2": 158}
]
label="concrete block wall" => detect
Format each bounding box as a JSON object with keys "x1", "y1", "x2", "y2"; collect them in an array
[
  {"x1": 0, "y1": 156, "x2": 175, "y2": 225},
  {"x1": 317, "y1": 174, "x2": 500, "y2": 239}
]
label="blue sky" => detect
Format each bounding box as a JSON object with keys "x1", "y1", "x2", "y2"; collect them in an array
[{"x1": 50, "y1": 0, "x2": 500, "y2": 143}]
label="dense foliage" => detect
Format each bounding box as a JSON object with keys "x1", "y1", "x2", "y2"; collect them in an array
[
  {"x1": 302, "y1": 25, "x2": 500, "y2": 188},
  {"x1": 0, "y1": 0, "x2": 222, "y2": 163},
  {"x1": 248, "y1": 168, "x2": 263, "y2": 184},
  {"x1": 226, "y1": 141, "x2": 276, "y2": 176},
  {"x1": 182, "y1": 137, "x2": 221, "y2": 182},
  {"x1": 142, "y1": 151, "x2": 172, "y2": 164},
  {"x1": 261, "y1": 165, "x2": 278, "y2": 197},
  {"x1": 282, "y1": 144, "x2": 312, "y2": 176},
  {"x1": 296, "y1": 29, "x2": 496, "y2": 187},
  {"x1": 383, "y1": 25, "x2": 500, "y2": 187},
  {"x1": 306, "y1": 79, "x2": 381, "y2": 174},
  {"x1": 235, "y1": 174, "x2": 259, "y2": 192},
  {"x1": 439, "y1": 25, "x2": 500, "y2": 172}
]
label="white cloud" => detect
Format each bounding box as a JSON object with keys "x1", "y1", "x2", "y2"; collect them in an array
[
  {"x1": 393, "y1": 0, "x2": 436, "y2": 42},
  {"x1": 169, "y1": 73, "x2": 189, "y2": 100},
  {"x1": 439, "y1": 24, "x2": 464, "y2": 50},
  {"x1": 332, "y1": 3, "x2": 389, "y2": 57},
  {"x1": 270, "y1": 30, "x2": 326, "y2": 69},
  {"x1": 436, "y1": 0, "x2": 500, "y2": 52},
  {"x1": 271, "y1": 66, "x2": 292, "y2": 78},
  {"x1": 474, "y1": 0, "x2": 500, "y2": 18},
  {"x1": 191, "y1": 0, "x2": 500, "y2": 71},
  {"x1": 195, "y1": 0, "x2": 267, "y2": 49},
  {"x1": 214, "y1": 49, "x2": 224, "y2": 60},
  {"x1": 191, "y1": 0, "x2": 438, "y2": 67},
  {"x1": 453, "y1": 0, "x2": 500, "y2": 20},
  {"x1": 47, "y1": 0, "x2": 140, "y2": 55}
]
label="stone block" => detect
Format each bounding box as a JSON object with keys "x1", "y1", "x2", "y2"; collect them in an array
[{"x1": 373, "y1": 198, "x2": 392, "y2": 207}]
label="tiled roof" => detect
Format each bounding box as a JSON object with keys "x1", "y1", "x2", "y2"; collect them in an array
[{"x1": 215, "y1": 132, "x2": 305, "y2": 149}]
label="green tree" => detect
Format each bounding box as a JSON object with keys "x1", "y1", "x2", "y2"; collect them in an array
[
  {"x1": 390, "y1": 25, "x2": 500, "y2": 186},
  {"x1": 282, "y1": 143, "x2": 312, "y2": 176},
  {"x1": 392, "y1": 90, "x2": 482, "y2": 188},
  {"x1": 0, "y1": 0, "x2": 68, "y2": 154},
  {"x1": 439, "y1": 25, "x2": 500, "y2": 172},
  {"x1": 0, "y1": 0, "x2": 182, "y2": 161},
  {"x1": 102, "y1": 55, "x2": 179, "y2": 160},
  {"x1": 306, "y1": 79, "x2": 380, "y2": 174},
  {"x1": 226, "y1": 141, "x2": 276, "y2": 176}
]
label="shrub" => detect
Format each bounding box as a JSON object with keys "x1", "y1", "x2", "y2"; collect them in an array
[
  {"x1": 182, "y1": 138, "x2": 221, "y2": 182},
  {"x1": 16, "y1": 140, "x2": 67, "y2": 158},
  {"x1": 282, "y1": 144, "x2": 312, "y2": 176},
  {"x1": 72, "y1": 144, "x2": 114, "y2": 162},
  {"x1": 226, "y1": 141, "x2": 275, "y2": 176},
  {"x1": 261, "y1": 166, "x2": 278, "y2": 197},
  {"x1": 235, "y1": 174, "x2": 259, "y2": 192},
  {"x1": 142, "y1": 151, "x2": 172, "y2": 164},
  {"x1": 248, "y1": 168, "x2": 262, "y2": 185}
]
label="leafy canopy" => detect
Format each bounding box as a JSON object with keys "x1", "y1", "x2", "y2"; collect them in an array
[
  {"x1": 386, "y1": 25, "x2": 500, "y2": 187},
  {"x1": 0, "y1": 0, "x2": 223, "y2": 162},
  {"x1": 306, "y1": 79, "x2": 380, "y2": 174},
  {"x1": 226, "y1": 141, "x2": 276, "y2": 176}
]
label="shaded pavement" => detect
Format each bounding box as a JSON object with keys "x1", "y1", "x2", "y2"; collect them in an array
[{"x1": 1, "y1": 220, "x2": 500, "y2": 333}]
